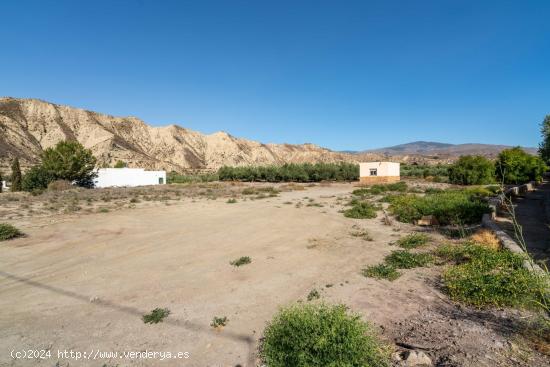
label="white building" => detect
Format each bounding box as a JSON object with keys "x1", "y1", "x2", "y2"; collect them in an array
[
  {"x1": 94, "y1": 168, "x2": 166, "y2": 188},
  {"x1": 1, "y1": 180, "x2": 8, "y2": 191},
  {"x1": 359, "y1": 162, "x2": 400, "y2": 185}
]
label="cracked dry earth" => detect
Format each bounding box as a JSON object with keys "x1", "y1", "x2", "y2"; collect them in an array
[{"x1": 0, "y1": 182, "x2": 548, "y2": 367}]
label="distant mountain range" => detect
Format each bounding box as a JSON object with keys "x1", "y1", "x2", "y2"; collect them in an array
[
  {"x1": 0, "y1": 98, "x2": 537, "y2": 172},
  {"x1": 360, "y1": 141, "x2": 537, "y2": 158}
]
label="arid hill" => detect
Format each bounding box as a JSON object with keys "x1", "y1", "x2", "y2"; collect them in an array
[
  {"x1": 0, "y1": 97, "x2": 372, "y2": 172},
  {"x1": 0, "y1": 98, "x2": 535, "y2": 172}
]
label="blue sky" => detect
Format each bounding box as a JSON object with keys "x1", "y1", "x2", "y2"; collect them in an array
[{"x1": 2, "y1": 0, "x2": 549, "y2": 151}]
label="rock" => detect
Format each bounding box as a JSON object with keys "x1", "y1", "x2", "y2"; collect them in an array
[{"x1": 403, "y1": 350, "x2": 433, "y2": 366}]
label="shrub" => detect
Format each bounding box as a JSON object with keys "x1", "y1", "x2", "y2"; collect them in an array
[
  {"x1": 142, "y1": 308, "x2": 170, "y2": 324},
  {"x1": 226, "y1": 198, "x2": 237, "y2": 204},
  {"x1": 218, "y1": 162, "x2": 359, "y2": 182},
  {"x1": 495, "y1": 147, "x2": 547, "y2": 184},
  {"x1": 307, "y1": 289, "x2": 321, "y2": 301},
  {"x1": 448, "y1": 155, "x2": 495, "y2": 185},
  {"x1": 442, "y1": 244, "x2": 546, "y2": 308},
  {"x1": 362, "y1": 264, "x2": 401, "y2": 281},
  {"x1": 261, "y1": 303, "x2": 389, "y2": 367},
  {"x1": 211, "y1": 316, "x2": 228, "y2": 328},
  {"x1": 387, "y1": 190, "x2": 490, "y2": 225},
  {"x1": 0, "y1": 223, "x2": 23, "y2": 241},
  {"x1": 230, "y1": 256, "x2": 251, "y2": 267},
  {"x1": 22, "y1": 165, "x2": 56, "y2": 191},
  {"x1": 113, "y1": 160, "x2": 127, "y2": 168},
  {"x1": 352, "y1": 188, "x2": 370, "y2": 197},
  {"x1": 344, "y1": 202, "x2": 378, "y2": 219},
  {"x1": 396, "y1": 233, "x2": 430, "y2": 249},
  {"x1": 385, "y1": 250, "x2": 433, "y2": 269},
  {"x1": 167, "y1": 171, "x2": 219, "y2": 184},
  {"x1": 400, "y1": 164, "x2": 450, "y2": 180}
]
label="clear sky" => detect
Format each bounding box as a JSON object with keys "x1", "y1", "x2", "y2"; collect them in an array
[{"x1": 2, "y1": 0, "x2": 549, "y2": 151}]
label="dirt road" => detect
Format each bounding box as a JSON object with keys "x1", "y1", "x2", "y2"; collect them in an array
[{"x1": 512, "y1": 179, "x2": 550, "y2": 266}]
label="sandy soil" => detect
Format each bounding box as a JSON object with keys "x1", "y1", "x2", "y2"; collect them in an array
[{"x1": 0, "y1": 182, "x2": 548, "y2": 367}]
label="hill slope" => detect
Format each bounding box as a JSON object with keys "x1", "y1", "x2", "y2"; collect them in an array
[
  {"x1": 0, "y1": 97, "x2": 361, "y2": 171},
  {"x1": 1, "y1": 97, "x2": 537, "y2": 172},
  {"x1": 364, "y1": 141, "x2": 536, "y2": 158}
]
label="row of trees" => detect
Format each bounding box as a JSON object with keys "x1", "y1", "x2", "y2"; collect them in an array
[
  {"x1": 448, "y1": 147, "x2": 547, "y2": 185},
  {"x1": 218, "y1": 162, "x2": 359, "y2": 182},
  {"x1": 4, "y1": 141, "x2": 97, "y2": 192}
]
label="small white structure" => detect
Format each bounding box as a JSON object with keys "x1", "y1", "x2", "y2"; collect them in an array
[
  {"x1": 359, "y1": 162, "x2": 400, "y2": 185},
  {"x1": 94, "y1": 168, "x2": 166, "y2": 188},
  {"x1": 1, "y1": 180, "x2": 8, "y2": 192}
]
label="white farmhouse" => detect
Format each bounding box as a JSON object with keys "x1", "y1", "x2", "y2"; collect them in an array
[
  {"x1": 359, "y1": 162, "x2": 400, "y2": 185},
  {"x1": 94, "y1": 168, "x2": 166, "y2": 188}
]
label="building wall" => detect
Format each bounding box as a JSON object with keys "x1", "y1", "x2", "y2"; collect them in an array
[
  {"x1": 359, "y1": 176, "x2": 400, "y2": 184},
  {"x1": 359, "y1": 162, "x2": 400, "y2": 185},
  {"x1": 94, "y1": 168, "x2": 167, "y2": 188}
]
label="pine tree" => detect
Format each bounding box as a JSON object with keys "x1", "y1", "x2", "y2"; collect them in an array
[
  {"x1": 539, "y1": 115, "x2": 550, "y2": 164},
  {"x1": 11, "y1": 158, "x2": 22, "y2": 192}
]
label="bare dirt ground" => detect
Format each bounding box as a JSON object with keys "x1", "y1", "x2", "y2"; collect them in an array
[{"x1": 0, "y1": 181, "x2": 548, "y2": 367}]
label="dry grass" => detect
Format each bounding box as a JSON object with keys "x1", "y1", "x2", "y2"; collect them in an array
[{"x1": 469, "y1": 229, "x2": 501, "y2": 250}]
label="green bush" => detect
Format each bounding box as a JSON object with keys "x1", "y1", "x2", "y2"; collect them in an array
[
  {"x1": 211, "y1": 316, "x2": 228, "y2": 328},
  {"x1": 344, "y1": 202, "x2": 378, "y2": 219},
  {"x1": 367, "y1": 181, "x2": 408, "y2": 195},
  {"x1": 448, "y1": 155, "x2": 495, "y2": 185},
  {"x1": 0, "y1": 223, "x2": 23, "y2": 241},
  {"x1": 396, "y1": 233, "x2": 430, "y2": 249},
  {"x1": 142, "y1": 308, "x2": 170, "y2": 324},
  {"x1": 230, "y1": 256, "x2": 251, "y2": 267},
  {"x1": 167, "y1": 171, "x2": 219, "y2": 184},
  {"x1": 22, "y1": 165, "x2": 56, "y2": 192},
  {"x1": 441, "y1": 244, "x2": 547, "y2": 308},
  {"x1": 385, "y1": 250, "x2": 433, "y2": 269},
  {"x1": 400, "y1": 164, "x2": 450, "y2": 179},
  {"x1": 362, "y1": 264, "x2": 401, "y2": 281},
  {"x1": 261, "y1": 303, "x2": 389, "y2": 367},
  {"x1": 218, "y1": 162, "x2": 359, "y2": 182},
  {"x1": 387, "y1": 190, "x2": 490, "y2": 225},
  {"x1": 495, "y1": 147, "x2": 547, "y2": 184}
]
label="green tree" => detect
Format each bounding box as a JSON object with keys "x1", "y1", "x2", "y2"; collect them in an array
[
  {"x1": 448, "y1": 155, "x2": 495, "y2": 185},
  {"x1": 0, "y1": 171, "x2": 3, "y2": 193},
  {"x1": 496, "y1": 147, "x2": 547, "y2": 184},
  {"x1": 22, "y1": 165, "x2": 56, "y2": 191},
  {"x1": 539, "y1": 115, "x2": 550, "y2": 164},
  {"x1": 114, "y1": 160, "x2": 127, "y2": 168},
  {"x1": 10, "y1": 158, "x2": 22, "y2": 192},
  {"x1": 41, "y1": 141, "x2": 97, "y2": 187}
]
